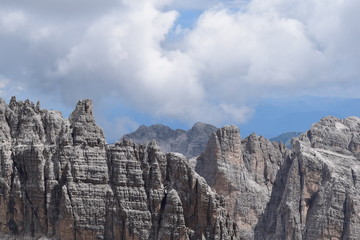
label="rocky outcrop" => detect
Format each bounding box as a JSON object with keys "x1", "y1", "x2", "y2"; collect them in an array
[
  {"x1": 195, "y1": 126, "x2": 290, "y2": 239},
  {"x1": 0, "y1": 97, "x2": 114, "y2": 240},
  {"x1": 196, "y1": 117, "x2": 360, "y2": 239},
  {"x1": 255, "y1": 116, "x2": 360, "y2": 239},
  {"x1": 0, "y1": 97, "x2": 238, "y2": 240},
  {"x1": 3, "y1": 96, "x2": 360, "y2": 240},
  {"x1": 122, "y1": 122, "x2": 217, "y2": 158},
  {"x1": 107, "y1": 140, "x2": 237, "y2": 240}
]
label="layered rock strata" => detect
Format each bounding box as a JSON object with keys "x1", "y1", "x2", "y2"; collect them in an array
[
  {"x1": 255, "y1": 116, "x2": 360, "y2": 239},
  {"x1": 0, "y1": 97, "x2": 238, "y2": 240},
  {"x1": 196, "y1": 126, "x2": 290, "y2": 239},
  {"x1": 196, "y1": 117, "x2": 360, "y2": 239},
  {"x1": 2, "y1": 96, "x2": 360, "y2": 240}
]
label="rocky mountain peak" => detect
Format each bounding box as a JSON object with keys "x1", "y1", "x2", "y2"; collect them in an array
[
  {"x1": 253, "y1": 115, "x2": 360, "y2": 239},
  {"x1": 69, "y1": 99, "x2": 105, "y2": 147},
  {"x1": 3, "y1": 96, "x2": 360, "y2": 240},
  {"x1": 297, "y1": 115, "x2": 360, "y2": 155},
  {"x1": 214, "y1": 125, "x2": 242, "y2": 160},
  {"x1": 199, "y1": 125, "x2": 242, "y2": 175},
  {"x1": 4, "y1": 97, "x2": 45, "y2": 144},
  {"x1": 122, "y1": 122, "x2": 217, "y2": 158},
  {"x1": 69, "y1": 99, "x2": 94, "y2": 123},
  {"x1": 0, "y1": 97, "x2": 238, "y2": 240},
  {"x1": 196, "y1": 125, "x2": 289, "y2": 239},
  {"x1": 190, "y1": 121, "x2": 214, "y2": 131}
]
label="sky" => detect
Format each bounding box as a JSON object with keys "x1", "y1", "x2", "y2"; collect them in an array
[{"x1": 1, "y1": 0, "x2": 360, "y2": 142}]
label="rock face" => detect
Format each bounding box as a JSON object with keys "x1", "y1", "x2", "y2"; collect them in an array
[
  {"x1": 122, "y1": 122, "x2": 217, "y2": 158},
  {"x1": 3, "y1": 97, "x2": 360, "y2": 240},
  {"x1": 255, "y1": 116, "x2": 360, "y2": 239},
  {"x1": 0, "y1": 97, "x2": 238, "y2": 240},
  {"x1": 196, "y1": 117, "x2": 360, "y2": 239},
  {"x1": 196, "y1": 126, "x2": 290, "y2": 239}
]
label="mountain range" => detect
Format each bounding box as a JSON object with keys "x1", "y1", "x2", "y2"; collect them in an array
[
  {"x1": 123, "y1": 125, "x2": 301, "y2": 156},
  {"x1": 1, "y1": 97, "x2": 360, "y2": 239},
  {"x1": 121, "y1": 122, "x2": 217, "y2": 158}
]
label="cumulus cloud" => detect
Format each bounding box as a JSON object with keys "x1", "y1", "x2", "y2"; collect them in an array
[{"x1": 1, "y1": 0, "x2": 360, "y2": 138}]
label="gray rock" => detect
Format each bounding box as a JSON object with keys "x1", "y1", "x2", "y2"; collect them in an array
[
  {"x1": 4, "y1": 96, "x2": 360, "y2": 240},
  {"x1": 0, "y1": 97, "x2": 238, "y2": 240},
  {"x1": 196, "y1": 126, "x2": 289, "y2": 239},
  {"x1": 122, "y1": 122, "x2": 217, "y2": 158},
  {"x1": 196, "y1": 116, "x2": 360, "y2": 239},
  {"x1": 256, "y1": 116, "x2": 360, "y2": 239},
  {"x1": 106, "y1": 139, "x2": 238, "y2": 239}
]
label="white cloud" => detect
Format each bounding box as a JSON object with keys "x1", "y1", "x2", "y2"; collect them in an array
[
  {"x1": 1, "y1": 0, "x2": 360, "y2": 139},
  {"x1": 0, "y1": 10, "x2": 26, "y2": 32},
  {"x1": 220, "y1": 104, "x2": 254, "y2": 123},
  {"x1": 167, "y1": 0, "x2": 218, "y2": 10},
  {"x1": 184, "y1": 0, "x2": 360, "y2": 99}
]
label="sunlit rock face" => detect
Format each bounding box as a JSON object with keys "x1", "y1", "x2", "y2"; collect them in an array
[
  {"x1": 258, "y1": 116, "x2": 360, "y2": 240},
  {"x1": 196, "y1": 116, "x2": 360, "y2": 240},
  {"x1": 0, "y1": 97, "x2": 238, "y2": 240},
  {"x1": 196, "y1": 125, "x2": 289, "y2": 239},
  {"x1": 2, "y1": 96, "x2": 360, "y2": 240}
]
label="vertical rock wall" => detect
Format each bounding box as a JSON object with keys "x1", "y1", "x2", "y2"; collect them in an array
[
  {"x1": 0, "y1": 97, "x2": 238, "y2": 240},
  {"x1": 196, "y1": 117, "x2": 360, "y2": 240},
  {"x1": 256, "y1": 116, "x2": 360, "y2": 240},
  {"x1": 196, "y1": 126, "x2": 289, "y2": 239},
  {"x1": 3, "y1": 97, "x2": 360, "y2": 240}
]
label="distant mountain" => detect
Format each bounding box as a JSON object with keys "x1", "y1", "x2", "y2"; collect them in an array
[
  {"x1": 121, "y1": 122, "x2": 217, "y2": 158},
  {"x1": 270, "y1": 131, "x2": 302, "y2": 148}
]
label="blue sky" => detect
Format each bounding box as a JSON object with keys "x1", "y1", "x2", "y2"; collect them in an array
[{"x1": 1, "y1": 0, "x2": 360, "y2": 142}]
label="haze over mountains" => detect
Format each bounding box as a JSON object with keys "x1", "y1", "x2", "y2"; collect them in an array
[
  {"x1": 123, "y1": 124, "x2": 301, "y2": 157},
  {"x1": 270, "y1": 132, "x2": 302, "y2": 148},
  {"x1": 121, "y1": 122, "x2": 217, "y2": 158}
]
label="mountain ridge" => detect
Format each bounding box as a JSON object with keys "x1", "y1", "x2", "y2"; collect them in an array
[
  {"x1": 122, "y1": 122, "x2": 217, "y2": 158},
  {"x1": 0, "y1": 97, "x2": 237, "y2": 240},
  {"x1": 194, "y1": 116, "x2": 360, "y2": 239},
  {"x1": 1, "y1": 97, "x2": 360, "y2": 239}
]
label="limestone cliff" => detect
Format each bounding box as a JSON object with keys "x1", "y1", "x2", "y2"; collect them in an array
[
  {"x1": 255, "y1": 116, "x2": 360, "y2": 239},
  {"x1": 2, "y1": 96, "x2": 360, "y2": 240},
  {"x1": 0, "y1": 97, "x2": 238, "y2": 240},
  {"x1": 196, "y1": 117, "x2": 360, "y2": 239},
  {"x1": 195, "y1": 126, "x2": 290, "y2": 239}
]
